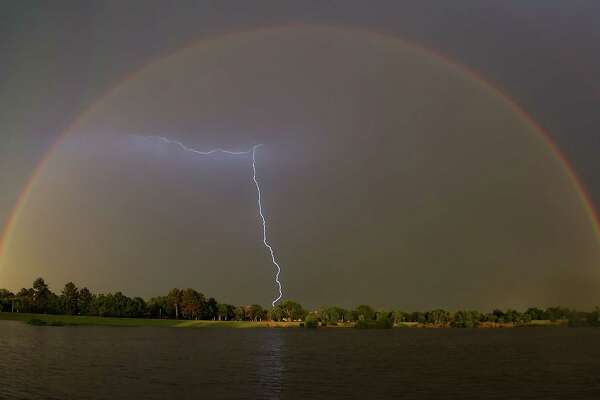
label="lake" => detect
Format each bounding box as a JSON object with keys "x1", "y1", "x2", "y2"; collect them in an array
[{"x1": 1, "y1": 320, "x2": 600, "y2": 399}]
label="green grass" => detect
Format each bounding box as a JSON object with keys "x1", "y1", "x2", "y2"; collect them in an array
[
  {"x1": 525, "y1": 319, "x2": 568, "y2": 327},
  {"x1": 0, "y1": 312, "x2": 302, "y2": 328},
  {"x1": 395, "y1": 322, "x2": 419, "y2": 328},
  {"x1": 0, "y1": 312, "x2": 572, "y2": 329}
]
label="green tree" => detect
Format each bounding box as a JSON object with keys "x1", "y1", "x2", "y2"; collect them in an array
[
  {"x1": 94, "y1": 293, "x2": 111, "y2": 317},
  {"x1": 426, "y1": 309, "x2": 451, "y2": 326},
  {"x1": 181, "y1": 288, "x2": 204, "y2": 320},
  {"x1": 248, "y1": 304, "x2": 266, "y2": 321},
  {"x1": 203, "y1": 297, "x2": 218, "y2": 320},
  {"x1": 376, "y1": 310, "x2": 392, "y2": 321},
  {"x1": 355, "y1": 305, "x2": 375, "y2": 321},
  {"x1": 544, "y1": 307, "x2": 571, "y2": 322},
  {"x1": 32, "y1": 278, "x2": 51, "y2": 313},
  {"x1": 355, "y1": 312, "x2": 393, "y2": 329},
  {"x1": 15, "y1": 288, "x2": 34, "y2": 312},
  {"x1": 269, "y1": 305, "x2": 283, "y2": 321},
  {"x1": 147, "y1": 296, "x2": 167, "y2": 318},
  {"x1": 515, "y1": 312, "x2": 531, "y2": 325},
  {"x1": 393, "y1": 310, "x2": 408, "y2": 324},
  {"x1": 113, "y1": 292, "x2": 130, "y2": 317},
  {"x1": 166, "y1": 288, "x2": 183, "y2": 319},
  {"x1": 270, "y1": 300, "x2": 305, "y2": 321},
  {"x1": 451, "y1": 310, "x2": 480, "y2": 328},
  {"x1": 409, "y1": 311, "x2": 426, "y2": 324},
  {"x1": 503, "y1": 309, "x2": 528, "y2": 324},
  {"x1": 280, "y1": 300, "x2": 306, "y2": 321},
  {"x1": 342, "y1": 308, "x2": 354, "y2": 322},
  {"x1": 304, "y1": 314, "x2": 319, "y2": 328},
  {"x1": 376, "y1": 312, "x2": 394, "y2": 328},
  {"x1": 217, "y1": 303, "x2": 235, "y2": 321},
  {"x1": 61, "y1": 282, "x2": 79, "y2": 315},
  {"x1": 524, "y1": 307, "x2": 545, "y2": 321},
  {"x1": 319, "y1": 306, "x2": 347, "y2": 324},
  {"x1": 481, "y1": 312, "x2": 498, "y2": 323},
  {"x1": 0, "y1": 289, "x2": 14, "y2": 312},
  {"x1": 48, "y1": 292, "x2": 61, "y2": 314},
  {"x1": 587, "y1": 307, "x2": 600, "y2": 327},
  {"x1": 336, "y1": 307, "x2": 349, "y2": 322},
  {"x1": 126, "y1": 297, "x2": 147, "y2": 317},
  {"x1": 492, "y1": 309, "x2": 505, "y2": 323},
  {"x1": 78, "y1": 287, "x2": 95, "y2": 315},
  {"x1": 234, "y1": 305, "x2": 248, "y2": 321}
]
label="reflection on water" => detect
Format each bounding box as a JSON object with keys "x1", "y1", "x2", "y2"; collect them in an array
[
  {"x1": 255, "y1": 330, "x2": 284, "y2": 398},
  {"x1": 2, "y1": 320, "x2": 600, "y2": 399}
]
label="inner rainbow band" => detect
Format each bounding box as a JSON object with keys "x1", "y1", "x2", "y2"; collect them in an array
[{"x1": 1, "y1": 24, "x2": 598, "y2": 264}]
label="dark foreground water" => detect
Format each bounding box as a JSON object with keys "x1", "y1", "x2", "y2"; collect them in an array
[{"x1": 2, "y1": 321, "x2": 600, "y2": 399}]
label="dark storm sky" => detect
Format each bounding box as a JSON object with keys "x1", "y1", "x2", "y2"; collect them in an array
[{"x1": 1, "y1": 1, "x2": 599, "y2": 309}]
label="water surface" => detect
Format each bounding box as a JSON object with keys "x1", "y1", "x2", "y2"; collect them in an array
[{"x1": 2, "y1": 320, "x2": 600, "y2": 399}]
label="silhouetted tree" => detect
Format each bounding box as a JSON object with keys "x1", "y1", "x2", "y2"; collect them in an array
[
  {"x1": 203, "y1": 297, "x2": 218, "y2": 320},
  {"x1": 147, "y1": 296, "x2": 167, "y2": 319},
  {"x1": 32, "y1": 278, "x2": 51, "y2": 313},
  {"x1": 0, "y1": 289, "x2": 14, "y2": 312},
  {"x1": 8, "y1": 277, "x2": 599, "y2": 330},
  {"x1": 78, "y1": 287, "x2": 94, "y2": 315},
  {"x1": 127, "y1": 297, "x2": 147, "y2": 317},
  {"x1": 587, "y1": 307, "x2": 600, "y2": 327},
  {"x1": 61, "y1": 282, "x2": 79, "y2": 315},
  {"x1": 14, "y1": 288, "x2": 34, "y2": 312}
]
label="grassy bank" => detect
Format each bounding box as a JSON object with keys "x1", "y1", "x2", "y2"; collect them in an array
[
  {"x1": 0, "y1": 312, "x2": 569, "y2": 329},
  {"x1": 0, "y1": 312, "x2": 301, "y2": 328}
]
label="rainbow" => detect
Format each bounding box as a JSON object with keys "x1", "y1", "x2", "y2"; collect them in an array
[{"x1": 1, "y1": 24, "x2": 599, "y2": 264}]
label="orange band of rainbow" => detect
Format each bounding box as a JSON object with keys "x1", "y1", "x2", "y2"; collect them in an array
[{"x1": 1, "y1": 24, "x2": 598, "y2": 262}]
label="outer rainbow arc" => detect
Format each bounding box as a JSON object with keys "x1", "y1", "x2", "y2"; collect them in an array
[
  {"x1": 425, "y1": 43, "x2": 600, "y2": 237},
  {"x1": 1, "y1": 23, "x2": 599, "y2": 270}
]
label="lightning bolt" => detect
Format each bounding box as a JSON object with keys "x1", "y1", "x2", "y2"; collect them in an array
[
  {"x1": 152, "y1": 136, "x2": 283, "y2": 306},
  {"x1": 251, "y1": 144, "x2": 283, "y2": 307}
]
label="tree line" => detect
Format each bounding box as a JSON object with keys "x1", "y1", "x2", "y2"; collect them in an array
[
  {"x1": 0, "y1": 278, "x2": 299, "y2": 321},
  {"x1": 1, "y1": 278, "x2": 600, "y2": 327}
]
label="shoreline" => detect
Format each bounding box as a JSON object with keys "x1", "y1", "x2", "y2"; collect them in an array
[
  {"x1": 0, "y1": 312, "x2": 302, "y2": 328},
  {"x1": 0, "y1": 312, "x2": 569, "y2": 329}
]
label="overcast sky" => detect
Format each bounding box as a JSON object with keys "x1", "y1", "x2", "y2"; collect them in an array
[{"x1": 1, "y1": 1, "x2": 599, "y2": 309}]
